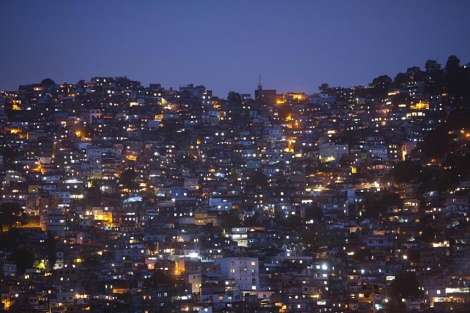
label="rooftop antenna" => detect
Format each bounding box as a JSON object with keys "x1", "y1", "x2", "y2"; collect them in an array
[{"x1": 258, "y1": 73, "x2": 262, "y2": 90}]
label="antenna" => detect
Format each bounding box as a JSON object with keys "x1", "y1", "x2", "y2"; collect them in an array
[{"x1": 258, "y1": 74, "x2": 262, "y2": 90}]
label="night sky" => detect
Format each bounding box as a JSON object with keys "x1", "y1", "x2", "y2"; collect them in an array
[{"x1": 1, "y1": 1, "x2": 469, "y2": 98}]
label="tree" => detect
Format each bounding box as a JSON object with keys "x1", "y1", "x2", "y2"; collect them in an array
[
  {"x1": 81, "y1": 249, "x2": 101, "y2": 268},
  {"x1": 218, "y1": 210, "x2": 242, "y2": 228},
  {"x1": 2, "y1": 146, "x2": 22, "y2": 166},
  {"x1": 354, "y1": 248, "x2": 372, "y2": 261},
  {"x1": 421, "y1": 226, "x2": 437, "y2": 243},
  {"x1": 277, "y1": 103, "x2": 294, "y2": 121},
  {"x1": 119, "y1": 168, "x2": 138, "y2": 190},
  {"x1": 425, "y1": 59, "x2": 445, "y2": 95},
  {"x1": 425, "y1": 59, "x2": 441, "y2": 73},
  {"x1": 318, "y1": 83, "x2": 330, "y2": 93},
  {"x1": 369, "y1": 75, "x2": 392, "y2": 96},
  {"x1": 360, "y1": 190, "x2": 401, "y2": 218},
  {"x1": 405, "y1": 66, "x2": 425, "y2": 82},
  {"x1": 446, "y1": 55, "x2": 461, "y2": 72},
  {"x1": 45, "y1": 231, "x2": 57, "y2": 269},
  {"x1": 420, "y1": 126, "x2": 455, "y2": 159},
  {"x1": 143, "y1": 270, "x2": 176, "y2": 289},
  {"x1": 390, "y1": 160, "x2": 424, "y2": 183},
  {"x1": 298, "y1": 227, "x2": 318, "y2": 251},
  {"x1": 40, "y1": 78, "x2": 55, "y2": 88},
  {"x1": 0, "y1": 202, "x2": 24, "y2": 232},
  {"x1": 390, "y1": 272, "x2": 422, "y2": 299},
  {"x1": 445, "y1": 55, "x2": 462, "y2": 99},
  {"x1": 246, "y1": 171, "x2": 268, "y2": 189},
  {"x1": 11, "y1": 248, "x2": 35, "y2": 275},
  {"x1": 83, "y1": 183, "x2": 102, "y2": 206},
  {"x1": 276, "y1": 214, "x2": 302, "y2": 229},
  {"x1": 304, "y1": 203, "x2": 323, "y2": 221},
  {"x1": 243, "y1": 212, "x2": 260, "y2": 227},
  {"x1": 393, "y1": 72, "x2": 408, "y2": 88},
  {"x1": 227, "y1": 91, "x2": 242, "y2": 104},
  {"x1": 83, "y1": 123, "x2": 95, "y2": 138}
]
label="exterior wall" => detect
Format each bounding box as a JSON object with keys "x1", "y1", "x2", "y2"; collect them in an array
[
  {"x1": 319, "y1": 142, "x2": 349, "y2": 162},
  {"x1": 217, "y1": 257, "x2": 259, "y2": 291}
]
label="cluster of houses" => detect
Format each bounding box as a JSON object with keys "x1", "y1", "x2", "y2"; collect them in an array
[{"x1": 0, "y1": 74, "x2": 469, "y2": 312}]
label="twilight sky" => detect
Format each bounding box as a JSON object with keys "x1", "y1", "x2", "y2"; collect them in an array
[{"x1": 1, "y1": 1, "x2": 469, "y2": 98}]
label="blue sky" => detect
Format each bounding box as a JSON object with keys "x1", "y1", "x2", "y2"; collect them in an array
[{"x1": 1, "y1": 1, "x2": 469, "y2": 97}]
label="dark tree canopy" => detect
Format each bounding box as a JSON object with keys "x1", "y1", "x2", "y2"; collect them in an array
[
  {"x1": 305, "y1": 203, "x2": 323, "y2": 221},
  {"x1": 40, "y1": 78, "x2": 55, "y2": 87},
  {"x1": 389, "y1": 160, "x2": 433, "y2": 184},
  {"x1": 143, "y1": 270, "x2": 176, "y2": 289},
  {"x1": 83, "y1": 183, "x2": 102, "y2": 206},
  {"x1": 0, "y1": 202, "x2": 24, "y2": 232},
  {"x1": 445, "y1": 55, "x2": 465, "y2": 102},
  {"x1": 360, "y1": 190, "x2": 401, "y2": 218},
  {"x1": 246, "y1": 171, "x2": 268, "y2": 189},
  {"x1": 276, "y1": 214, "x2": 302, "y2": 229},
  {"x1": 227, "y1": 91, "x2": 242, "y2": 104},
  {"x1": 80, "y1": 249, "x2": 102, "y2": 268},
  {"x1": 218, "y1": 210, "x2": 242, "y2": 228},
  {"x1": 445, "y1": 55, "x2": 461, "y2": 71},
  {"x1": 46, "y1": 231, "x2": 57, "y2": 269},
  {"x1": 11, "y1": 248, "x2": 35, "y2": 275},
  {"x1": 277, "y1": 103, "x2": 294, "y2": 121},
  {"x1": 120, "y1": 168, "x2": 138, "y2": 190},
  {"x1": 369, "y1": 75, "x2": 392, "y2": 96},
  {"x1": 405, "y1": 66, "x2": 425, "y2": 82},
  {"x1": 393, "y1": 72, "x2": 409, "y2": 88},
  {"x1": 425, "y1": 59, "x2": 441, "y2": 73},
  {"x1": 420, "y1": 226, "x2": 438, "y2": 243},
  {"x1": 318, "y1": 83, "x2": 330, "y2": 93},
  {"x1": 424, "y1": 59, "x2": 445, "y2": 95},
  {"x1": 390, "y1": 272, "x2": 422, "y2": 299}
]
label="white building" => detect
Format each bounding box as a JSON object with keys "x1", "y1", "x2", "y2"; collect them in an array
[
  {"x1": 319, "y1": 141, "x2": 349, "y2": 163},
  {"x1": 216, "y1": 257, "x2": 259, "y2": 291}
]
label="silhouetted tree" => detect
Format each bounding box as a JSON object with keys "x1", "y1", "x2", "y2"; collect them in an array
[
  {"x1": 81, "y1": 248, "x2": 101, "y2": 268},
  {"x1": 360, "y1": 190, "x2": 401, "y2": 218},
  {"x1": 11, "y1": 248, "x2": 35, "y2": 275},
  {"x1": 354, "y1": 248, "x2": 372, "y2": 261},
  {"x1": 445, "y1": 55, "x2": 462, "y2": 100},
  {"x1": 40, "y1": 78, "x2": 55, "y2": 88},
  {"x1": 304, "y1": 203, "x2": 323, "y2": 221},
  {"x1": 390, "y1": 160, "x2": 427, "y2": 183},
  {"x1": 421, "y1": 126, "x2": 455, "y2": 158},
  {"x1": 369, "y1": 75, "x2": 392, "y2": 96},
  {"x1": 243, "y1": 212, "x2": 260, "y2": 227},
  {"x1": 46, "y1": 231, "x2": 57, "y2": 269},
  {"x1": 277, "y1": 103, "x2": 294, "y2": 121},
  {"x1": 83, "y1": 183, "x2": 102, "y2": 206},
  {"x1": 425, "y1": 59, "x2": 445, "y2": 95},
  {"x1": 390, "y1": 272, "x2": 422, "y2": 299},
  {"x1": 393, "y1": 72, "x2": 408, "y2": 88},
  {"x1": 405, "y1": 66, "x2": 425, "y2": 82},
  {"x1": 276, "y1": 214, "x2": 302, "y2": 229},
  {"x1": 119, "y1": 168, "x2": 138, "y2": 190},
  {"x1": 246, "y1": 171, "x2": 268, "y2": 189},
  {"x1": 0, "y1": 202, "x2": 23, "y2": 233},
  {"x1": 227, "y1": 91, "x2": 242, "y2": 104},
  {"x1": 143, "y1": 270, "x2": 176, "y2": 289},
  {"x1": 420, "y1": 226, "x2": 437, "y2": 243},
  {"x1": 425, "y1": 59, "x2": 441, "y2": 73},
  {"x1": 218, "y1": 210, "x2": 242, "y2": 228},
  {"x1": 318, "y1": 83, "x2": 330, "y2": 93}
]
